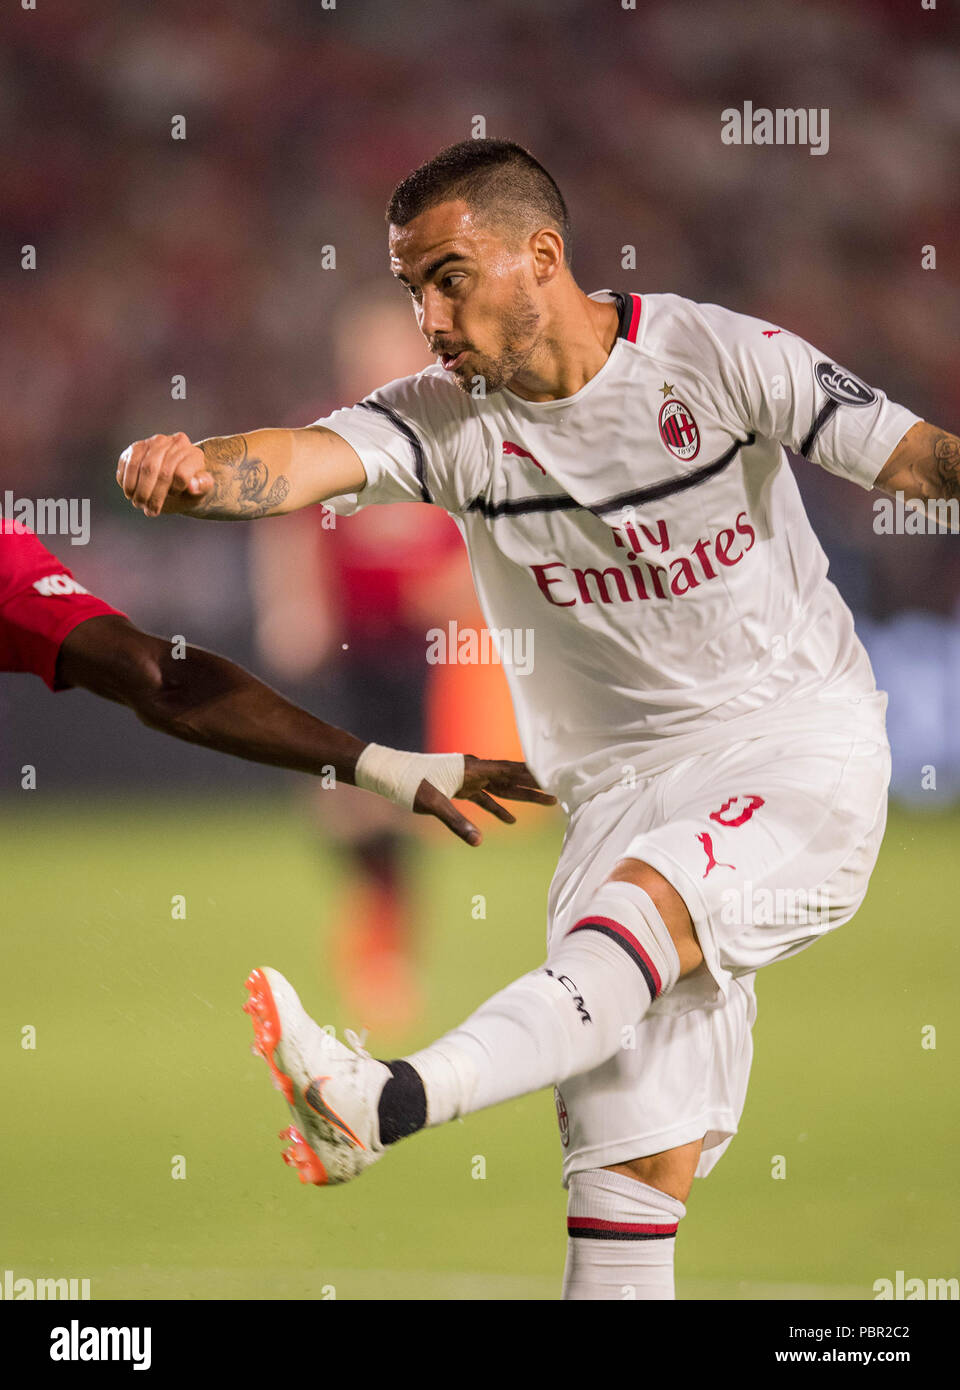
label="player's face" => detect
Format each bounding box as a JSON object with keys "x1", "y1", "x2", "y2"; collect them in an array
[{"x1": 388, "y1": 200, "x2": 542, "y2": 394}]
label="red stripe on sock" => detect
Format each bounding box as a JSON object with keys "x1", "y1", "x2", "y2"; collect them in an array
[
  {"x1": 567, "y1": 1216, "x2": 678, "y2": 1235},
  {"x1": 567, "y1": 914, "x2": 663, "y2": 997}
]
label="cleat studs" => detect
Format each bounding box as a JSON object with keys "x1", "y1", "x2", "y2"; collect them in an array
[{"x1": 278, "y1": 1126, "x2": 328, "y2": 1185}]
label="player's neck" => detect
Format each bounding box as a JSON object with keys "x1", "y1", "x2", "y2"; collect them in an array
[{"x1": 506, "y1": 287, "x2": 619, "y2": 403}]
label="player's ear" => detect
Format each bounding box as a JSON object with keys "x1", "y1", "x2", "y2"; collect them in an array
[{"x1": 529, "y1": 227, "x2": 564, "y2": 284}]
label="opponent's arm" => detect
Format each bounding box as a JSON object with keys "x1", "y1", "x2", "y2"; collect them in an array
[
  {"x1": 116, "y1": 426, "x2": 366, "y2": 519},
  {"x1": 56, "y1": 615, "x2": 554, "y2": 844},
  {"x1": 875, "y1": 421, "x2": 960, "y2": 512}
]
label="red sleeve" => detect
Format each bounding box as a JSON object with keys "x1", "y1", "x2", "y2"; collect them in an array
[{"x1": 0, "y1": 522, "x2": 127, "y2": 691}]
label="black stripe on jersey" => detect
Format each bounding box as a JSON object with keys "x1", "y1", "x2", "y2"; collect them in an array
[
  {"x1": 465, "y1": 435, "x2": 754, "y2": 522},
  {"x1": 589, "y1": 434, "x2": 755, "y2": 516},
  {"x1": 357, "y1": 400, "x2": 432, "y2": 503},
  {"x1": 799, "y1": 399, "x2": 839, "y2": 459},
  {"x1": 466, "y1": 491, "x2": 582, "y2": 520}
]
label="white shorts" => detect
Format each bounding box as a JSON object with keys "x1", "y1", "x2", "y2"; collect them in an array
[{"x1": 546, "y1": 699, "x2": 891, "y2": 1185}]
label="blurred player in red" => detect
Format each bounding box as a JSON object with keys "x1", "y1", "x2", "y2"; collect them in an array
[
  {"x1": 0, "y1": 519, "x2": 550, "y2": 836},
  {"x1": 251, "y1": 293, "x2": 479, "y2": 1029}
]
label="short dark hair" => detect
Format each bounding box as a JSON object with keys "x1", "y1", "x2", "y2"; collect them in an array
[{"x1": 386, "y1": 139, "x2": 572, "y2": 263}]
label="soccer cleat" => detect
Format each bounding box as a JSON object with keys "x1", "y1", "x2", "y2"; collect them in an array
[
  {"x1": 243, "y1": 966, "x2": 392, "y2": 1186},
  {"x1": 278, "y1": 1125, "x2": 327, "y2": 1185}
]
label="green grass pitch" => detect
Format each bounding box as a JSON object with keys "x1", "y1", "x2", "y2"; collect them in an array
[{"x1": 1, "y1": 796, "x2": 956, "y2": 1300}]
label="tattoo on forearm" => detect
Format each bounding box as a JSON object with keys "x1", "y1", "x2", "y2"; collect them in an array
[
  {"x1": 196, "y1": 435, "x2": 291, "y2": 518},
  {"x1": 934, "y1": 433, "x2": 960, "y2": 501},
  {"x1": 199, "y1": 435, "x2": 245, "y2": 468}
]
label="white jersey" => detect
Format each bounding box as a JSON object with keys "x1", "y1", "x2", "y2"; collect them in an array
[{"x1": 314, "y1": 291, "x2": 920, "y2": 812}]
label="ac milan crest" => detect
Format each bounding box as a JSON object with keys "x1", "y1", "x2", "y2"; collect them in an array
[
  {"x1": 658, "y1": 398, "x2": 700, "y2": 461},
  {"x1": 554, "y1": 1087, "x2": 570, "y2": 1147}
]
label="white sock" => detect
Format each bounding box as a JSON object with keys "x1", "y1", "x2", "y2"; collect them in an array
[
  {"x1": 405, "y1": 881, "x2": 681, "y2": 1124},
  {"x1": 562, "y1": 1169, "x2": 686, "y2": 1300}
]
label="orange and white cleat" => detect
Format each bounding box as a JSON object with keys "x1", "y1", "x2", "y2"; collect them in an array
[{"x1": 243, "y1": 966, "x2": 391, "y2": 1186}]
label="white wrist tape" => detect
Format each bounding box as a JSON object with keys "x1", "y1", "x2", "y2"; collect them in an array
[{"x1": 354, "y1": 743, "x2": 465, "y2": 810}]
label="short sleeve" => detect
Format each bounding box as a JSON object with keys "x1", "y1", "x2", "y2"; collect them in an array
[
  {"x1": 693, "y1": 302, "x2": 922, "y2": 490},
  {"x1": 308, "y1": 365, "x2": 476, "y2": 516},
  {"x1": 0, "y1": 524, "x2": 125, "y2": 690}
]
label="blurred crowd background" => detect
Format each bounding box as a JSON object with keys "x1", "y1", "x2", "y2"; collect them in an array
[{"x1": 3, "y1": 0, "x2": 960, "y2": 803}]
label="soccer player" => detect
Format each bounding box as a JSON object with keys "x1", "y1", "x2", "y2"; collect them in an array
[
  {"x1": 116, "y1": 139, "x2": 956, "y2": 1300},
  {"x1": 0, "y1": 519, "x2": 550, "y2": 839}
]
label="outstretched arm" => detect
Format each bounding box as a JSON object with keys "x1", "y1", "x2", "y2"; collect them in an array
[
  {"x1": 116, "y1": 427, "x2": 366, "y2": 519},
  {"x1": 875, "y1": 421, "x2": 960, "y2": 512},
  {"x1": 57, "y1": 615, "x2": 555, "y2": 844}
]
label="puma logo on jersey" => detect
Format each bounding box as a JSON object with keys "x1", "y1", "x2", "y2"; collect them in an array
[
  {"x1": 762, "y1": 328, "x2": 782, "y2": 337},
  {"x1": 32, "y1": 574, "x2": 89, "y2": 598},
  {"x1": 503, "y1": 441, "x2": 547, "y2": 475},
  {"x1": 709, "y1": 794, "x2": 765, "y2": 828},
  {"x1": 697, "y1": 832, "x2": 735, "y2": 878}
]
